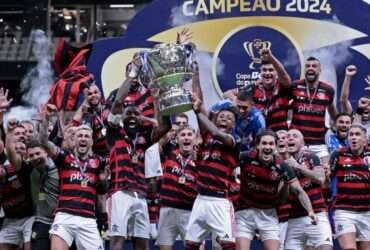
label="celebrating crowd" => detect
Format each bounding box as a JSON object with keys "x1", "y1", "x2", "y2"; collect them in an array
[{"x1": 0, "y1": 32, "x2": 369, "y2": 250}]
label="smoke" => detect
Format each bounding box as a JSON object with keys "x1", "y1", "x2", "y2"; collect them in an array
[
  {"x1": 4, "y1": 29, "x2": 54, "y2": 124},
  {"x1": 196, "y1": 51, "x2": 224, "y2": 107},
  {"x1": 306, "y1": 16, "x2": 352, "y2": 85},
  {"x1": 170, "y1": 5, "x2": 198, "y2": 27}
]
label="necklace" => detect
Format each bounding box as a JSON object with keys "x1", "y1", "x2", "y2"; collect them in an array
[{"x1": 305, "y1": 81, "x2": 320, "y2": 105}]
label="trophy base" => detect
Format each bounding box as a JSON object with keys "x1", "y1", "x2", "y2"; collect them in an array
[{"x1": 158, "y1": 91, "x2": 193, "y2": 116}]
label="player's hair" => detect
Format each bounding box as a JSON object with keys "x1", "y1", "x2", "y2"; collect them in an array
[
  {"x1": 254, "y1": 129, "x2": 277, "y2": 146},
  {"x1": 237, "y1": 90, "x2": 254, "y2": 102},
  {"x1": 26, "y1": 139, "x2": 47, "y2": 151},
  {"x1": 75, "y1": 125, "x2": 93, "y2": 135},
  {"x1": 334, "y1": 112, "x2": 353, "y2": 122},
  {"x1": 349, "y1": 124, "x2": 367, "y2": 135}
]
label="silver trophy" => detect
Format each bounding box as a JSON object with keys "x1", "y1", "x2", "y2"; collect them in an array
[{"x1": 140, "y1": 43, "x2": 194, "y2": 116}]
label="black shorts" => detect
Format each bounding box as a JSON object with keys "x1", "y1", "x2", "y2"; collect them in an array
[{"x1": 31, "y1": 221, "x2": 50, "y2": 250}]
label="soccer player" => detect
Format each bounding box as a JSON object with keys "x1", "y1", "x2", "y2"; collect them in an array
[
  {"x1": 106, "y1": 77, "x2": 167, "y2": 250},
  {"x1": 156, "y1": 126, "x2": 198, "y2": 250},
  {"x1": 283, "y1": 129, "x2": 332, "y2": 250},
  {"x1": 0, "y1": 125, "x2": 34, "y2": 250},
  {"x1": 275, "y1": 130, "x2": 291, "y2": 250},
  {"x1": 330, "y1": 125, "x2": 370, "y2": 250},
  {"x1": 40, "y1": 105, "x2": 108, "y2": 250},
  {"x1": 289, "y1": 57, "x2": 337, "y2": 163},
  {"x1": 71, "y1": 84, "x2": 108, "y2": 156},
  {"x1": 236, "y1": 130, "x2": 315, "y2": 250},
  {"x1": 185, "y1": 95, "x2": 240, "y2": 250}
]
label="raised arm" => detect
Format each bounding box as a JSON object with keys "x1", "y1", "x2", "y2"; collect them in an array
[
  {"x1": 260, "y1": 48, "x2": 291, "y2": 87},
  {"x1": 339, "y1": 65, "x2": 357, "y2": 113},
  {"x1": 71, "y1": 97, "x2": 90, "y2": 125},
  {"x1": 150, "y1": 88, "x2": 171, "y2": 143},
  {"x1": 191, "y1": 61, "x2": 204, "y2": 102},
  {"x1": 112, "y1": 58, "x2": 142, "y2": 115},
  {"x1": 39, "y1": 104, "x2": 60, "y2": 158},
  {"x1": 194, "y1": 99, "x2": 235, "y2": 148},
  {"x1": 0, "y1": 88, "x2": 13, "y2": 129},
  {"x1": 328, "y1": 98, "x2": 338, "y2": 122}
]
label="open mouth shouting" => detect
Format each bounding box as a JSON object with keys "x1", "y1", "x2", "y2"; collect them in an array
[{"x1": 78, "y1": 141, "x2": 89, "y2": 154}]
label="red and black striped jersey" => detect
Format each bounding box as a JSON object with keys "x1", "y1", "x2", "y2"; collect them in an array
[
  {"x1": 0, "y1": 162, "x2": 34, "y2": 218},
  {"x1": 53, "y1": 150, "x2": 105, "y2": 218},
  {"x1": 277, "y1": 203, "x2": 291, "y2": 223},
  {"x1": 107, "y1": 126, "x2": 153, "y2": 197},
  {"x1": 160, "y1": 143, "x2": 197, "y2": 210},
  {"x1": 288, "y1": 151, "x2": 327, "y2": 219},
  {"x1": 252, "y1": 83, "x2": 290, "y2": 131},
  {"x1": 147, "y1": 189, "x2": 160, "y2": 223},
  {"x1": 330, "y1": 147, "x2": 370, "y2": 212},
  {"x1": 239, "y1": 150, "x2": 296, "y2": 210},
  {"x1": 289, "y1": 80, "x2": 334, "y2": 145},
  {"x1": 195, "y1": 132, "x2": 240, "y2": 199},
  {"x1": 123, "y1": 86, "x2": 154, "y2": 118},
  {"x1": 229, "y1": 175, "x2": 240, "y2": 209}
]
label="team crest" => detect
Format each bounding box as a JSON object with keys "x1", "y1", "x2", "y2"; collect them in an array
[{"x1": 363, "y1": 156, "x2": 370, "y2": 167}]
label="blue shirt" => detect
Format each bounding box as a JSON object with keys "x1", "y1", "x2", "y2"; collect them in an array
[
  {"x1": 325, "y1": 129, "x2": 348, "y2": 154},
  {"x1": 234, "y1": 106, "x2": 266, "y2": 151}
]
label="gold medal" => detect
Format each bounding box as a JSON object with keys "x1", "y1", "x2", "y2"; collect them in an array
[
  {"x1": 178, "y1": 176, "x2": 186, "y2": 184},
  {"x1": 38, "y1": 192, "x2": 46, "y2": 201},
  {"x1": 81, "y1": 180, "x2": 88, "y2": 188},
  {"x1": 132, "y1": 154, "x2": 139, "y2": 164}
]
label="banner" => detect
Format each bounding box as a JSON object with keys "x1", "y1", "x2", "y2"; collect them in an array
[{"x1": 87, "y1": 0, "x2": 370, "y2": 107}]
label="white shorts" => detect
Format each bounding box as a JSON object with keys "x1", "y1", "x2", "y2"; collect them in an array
[
  {"x1": 236, "y1": 208, "x2": 279, "y2": 241},
  {"x1": 284, "y1": 212, "x2": 333, "y2": 250},
  {"x1": 149, "y1": 223, "x2": 158, "y2": 240},
  {"x1": 279, "y1": 222, "x2": 288, "y2": 250},
  {"x1": 49, "y1": 212, "x2": 103, "y2": 249},
  {"x1": 334, "y1": 209, "x2": 370, "y2": 241},
  {"x1": 0, "y1": 216, "x2": 34, "y2": 245},
  {"x1": 185, "y1": 195, "x2": 235, "y2": 243},
  {"x1": 107, "y1": 190, "x2": 150, "y2": 239},
  {"x1": 305, "y1": 144, "x2": 329, "y2": 159},
  {"x1": 156, "y1": 207, "x2": 191, "y2": 246}
]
